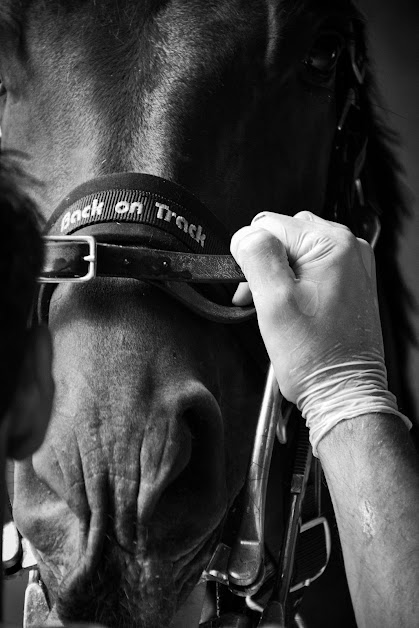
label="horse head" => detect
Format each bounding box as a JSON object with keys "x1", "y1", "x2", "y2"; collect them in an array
[{"x1": 0, "y1": 1, "x2": 413, "y2": 626}]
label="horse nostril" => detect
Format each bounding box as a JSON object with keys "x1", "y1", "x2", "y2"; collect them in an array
[
  {"x1": 137, "y1": 385, "x2": 224, "y2": 526},
  {"x1": 180, "y1": 406, "x2": 221, "y2": 492}
]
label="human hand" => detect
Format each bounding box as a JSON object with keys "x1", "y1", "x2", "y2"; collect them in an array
[{"x1": 230, "y1": 211, "x2": 409, "y2": 454}]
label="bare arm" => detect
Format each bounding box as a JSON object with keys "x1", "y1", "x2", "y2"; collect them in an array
[
  {"x1": 319, "y1": 415, "x2": 419, "y2": 627},
  {"x1": 230, "y1": 210, "x2": 419, "y2": 627}
]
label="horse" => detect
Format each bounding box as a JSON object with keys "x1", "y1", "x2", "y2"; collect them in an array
[{"x1": 0, "y1": 1, "x2": 415, "y2": 626}]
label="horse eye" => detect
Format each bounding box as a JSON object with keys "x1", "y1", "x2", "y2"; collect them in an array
[{"x1": 304, "y1": 33, "x2": 344, "y2": 75}]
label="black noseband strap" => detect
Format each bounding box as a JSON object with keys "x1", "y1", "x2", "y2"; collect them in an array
[
  {"x1": 40, "y1": 175, "x2": 267, "y2": 366},
  {"x1": 46, "y1": 172, "x2": 232, "y2": 254}
]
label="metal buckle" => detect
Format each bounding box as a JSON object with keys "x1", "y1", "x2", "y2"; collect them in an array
[
  {"x1": 39, "y1": 235, "x2": 97, "y2": 283},
  {"x1": 3, "y1": 520, "x2": 38, "y2": 577}
]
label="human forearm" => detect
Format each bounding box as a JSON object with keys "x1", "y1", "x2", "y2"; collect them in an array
[
  {"x1": 230, "y1": 213, "x2": 419, "y2": 624},
  {"x1": 318, "y1": 414, "x2": 419, "y2": 628}
]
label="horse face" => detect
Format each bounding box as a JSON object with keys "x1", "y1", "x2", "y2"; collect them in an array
[
  {"x1": 1, "y1": 0, "x2": 360, "y2": 624},
  {"x1": 14, "y1": 278, "x2": 262, "y2": 625}
]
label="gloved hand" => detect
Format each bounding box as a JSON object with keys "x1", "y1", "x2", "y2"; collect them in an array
[{"x1": 230, "y1": 211, "x2": 410, "y2": 455}]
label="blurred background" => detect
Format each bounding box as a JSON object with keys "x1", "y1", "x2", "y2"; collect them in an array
[{"x1": 3, "y1": 0, "x2": 419, "y2": 623}]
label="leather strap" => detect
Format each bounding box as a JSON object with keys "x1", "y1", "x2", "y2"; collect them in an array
[{"x1": 42, "y1": 240, "x2": 247, "y2": 283}]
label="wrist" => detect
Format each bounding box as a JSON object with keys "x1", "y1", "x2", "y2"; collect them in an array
[{"x1": 295, "y1": 361, "x2": 412, "y2": 456}]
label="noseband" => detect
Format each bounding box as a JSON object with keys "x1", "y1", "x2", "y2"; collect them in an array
[
  {"x1": 38, "y1": 171, "x2": 257, "y2": 325},
  {"x1": 4, "y1": 24, "x2": 381, "y2": 628}
]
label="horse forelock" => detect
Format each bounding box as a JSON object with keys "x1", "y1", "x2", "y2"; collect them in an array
[
  {"x1": 2, "y1": 0, "x2": 368, "y2": 219},
  {"x1": 0, "y1": 0, "x2": 365, "y2": 69}
]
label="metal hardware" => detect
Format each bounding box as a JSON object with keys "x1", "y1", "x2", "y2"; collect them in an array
[
  {"x1": 289, "y1": 516, "x2": 331, "y2": 592},
  {"x1": 259, "y1": 420, "x2": 312, "y2": 627},
  {"x1": 276, "y1": 402, "x2": 293, "y2": 445},
  {"x1": 348, "y1": 39, "x2": 365, "y2": 85},
  {"x1": 3, "y1": 520, "x2": 37, "y2": 576},
  {"x1": 355, "y1": 178, "x2": 365, "y2": 207},
  {"x1": 227, "y1": 365, "x2": 282, "y2": 589},
  {"x1": 41, "y1": 241, "x2": 248, "y2": 284},
  {"x1": 354, "y1": 179, "x2": 382, "y2": 250},
  {"x1": 204, "y1": 543, "x2": 231, "y2": 585},
  {"x1": 204, "y1": 544, "x2": 277, "y2": 596},
  {"x1": 361, "y1": 213, "x2": 381, "y2": 251},
  {"x1": 369, "y1": 215, "x2": 381, "y2": 250},
  {"x1": 40, "y1": 235, "x2": 97, "y2": 283},
  {"x1": 21, "y1": 539, "x2": 38, "y2": 571},
  {"x1": 337, "y1": 88, "x2": 356, "y2": 132},
  {"x1": 353, "y1": 139, "x2": 368, "y2": 181},
  {"x1": 200, "y1": 613, "x2": 254, "y2": 628},
  {"x1": 23, "y1": 569, "x2": 50, "y2": 628},
  {"x1": 3, "y1": 520, "x2": 21, "y2": 574},
  {"x1": 294, "y1": 614, "x2": 308, "y2": 628}
]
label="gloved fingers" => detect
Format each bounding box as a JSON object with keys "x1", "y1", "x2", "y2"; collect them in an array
[
  {"x1": 249, "y1": 211, "x2": 345, "y2": 270},
  {"x1": 230, "y1": 225, "x2": 295, "y2": 305},
  {"x1": 294, "y1": 212, "x2": 377, "y2": 287},
  {"x1": 292, "y1": 210, "x2": 350, "y2": 232},
  {"x1": 232, "y1": 281, "x2": 252, "y2": 306},
  {"x1": 230, "y1": 215, "x2": 385, "y2": 409}
]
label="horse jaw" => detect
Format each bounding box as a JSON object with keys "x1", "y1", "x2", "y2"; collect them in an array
[{"x1": 14, "y1": 279, "x2": 260, "y2": 626}]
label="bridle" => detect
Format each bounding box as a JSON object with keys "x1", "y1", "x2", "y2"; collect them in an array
[
  {"x1": 3, "y1": 24, "x2": 380, "y2": 628},
  {"x1": 37, "y1": 172, "x2": 257, "y2": 325}
]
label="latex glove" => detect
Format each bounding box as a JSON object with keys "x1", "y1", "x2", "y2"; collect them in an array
[{"x1": 230, "y1": 211, "x2": 410, "y2": 455}]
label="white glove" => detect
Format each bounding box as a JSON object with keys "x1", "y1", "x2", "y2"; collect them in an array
[{"x1": 230, "y1": 211, "x2": 411, "y2": 456}]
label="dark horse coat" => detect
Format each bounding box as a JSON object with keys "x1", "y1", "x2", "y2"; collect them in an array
[{"x1": 0, "y1": 1, "x2": 416, "y2": 626}]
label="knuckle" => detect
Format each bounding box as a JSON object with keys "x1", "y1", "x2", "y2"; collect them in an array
[
  {"x1": 294, "y1": 210, "x2": 314, "y2": 221},
  {"x1": 357, "y1": 236, "x2": 373, "y2": 254},
  {"x1": 237, "y1": 228, "x2": 276, "y2": 259},
  {"x1": 335, "y1": 227, "x2": 357, "y2": 255},
  {"x1": 337, "y1": 223, "x2": 353, "y2": 238}
]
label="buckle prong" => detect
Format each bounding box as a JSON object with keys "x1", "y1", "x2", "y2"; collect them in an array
[{"x1": 40, "y1": 235, "x2": 97, "y2": 283}]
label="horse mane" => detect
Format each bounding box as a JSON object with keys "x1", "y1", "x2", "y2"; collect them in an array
[{"x1": 359, "y1": 26, "x2": 417, "y2": 424}]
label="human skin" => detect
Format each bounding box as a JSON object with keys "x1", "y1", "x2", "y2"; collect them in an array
[{"x1": 231, "y1": 211, "x2": 419, "y2": 628}]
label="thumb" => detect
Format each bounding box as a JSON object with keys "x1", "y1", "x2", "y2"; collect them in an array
[{"x1": 230, "y1": 225, "x2": 295, "y2": 303}]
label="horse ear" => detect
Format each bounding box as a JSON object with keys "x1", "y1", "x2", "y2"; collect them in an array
[{"x1": 6, "y1": 326, "x2": 54, "y2": 460}]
